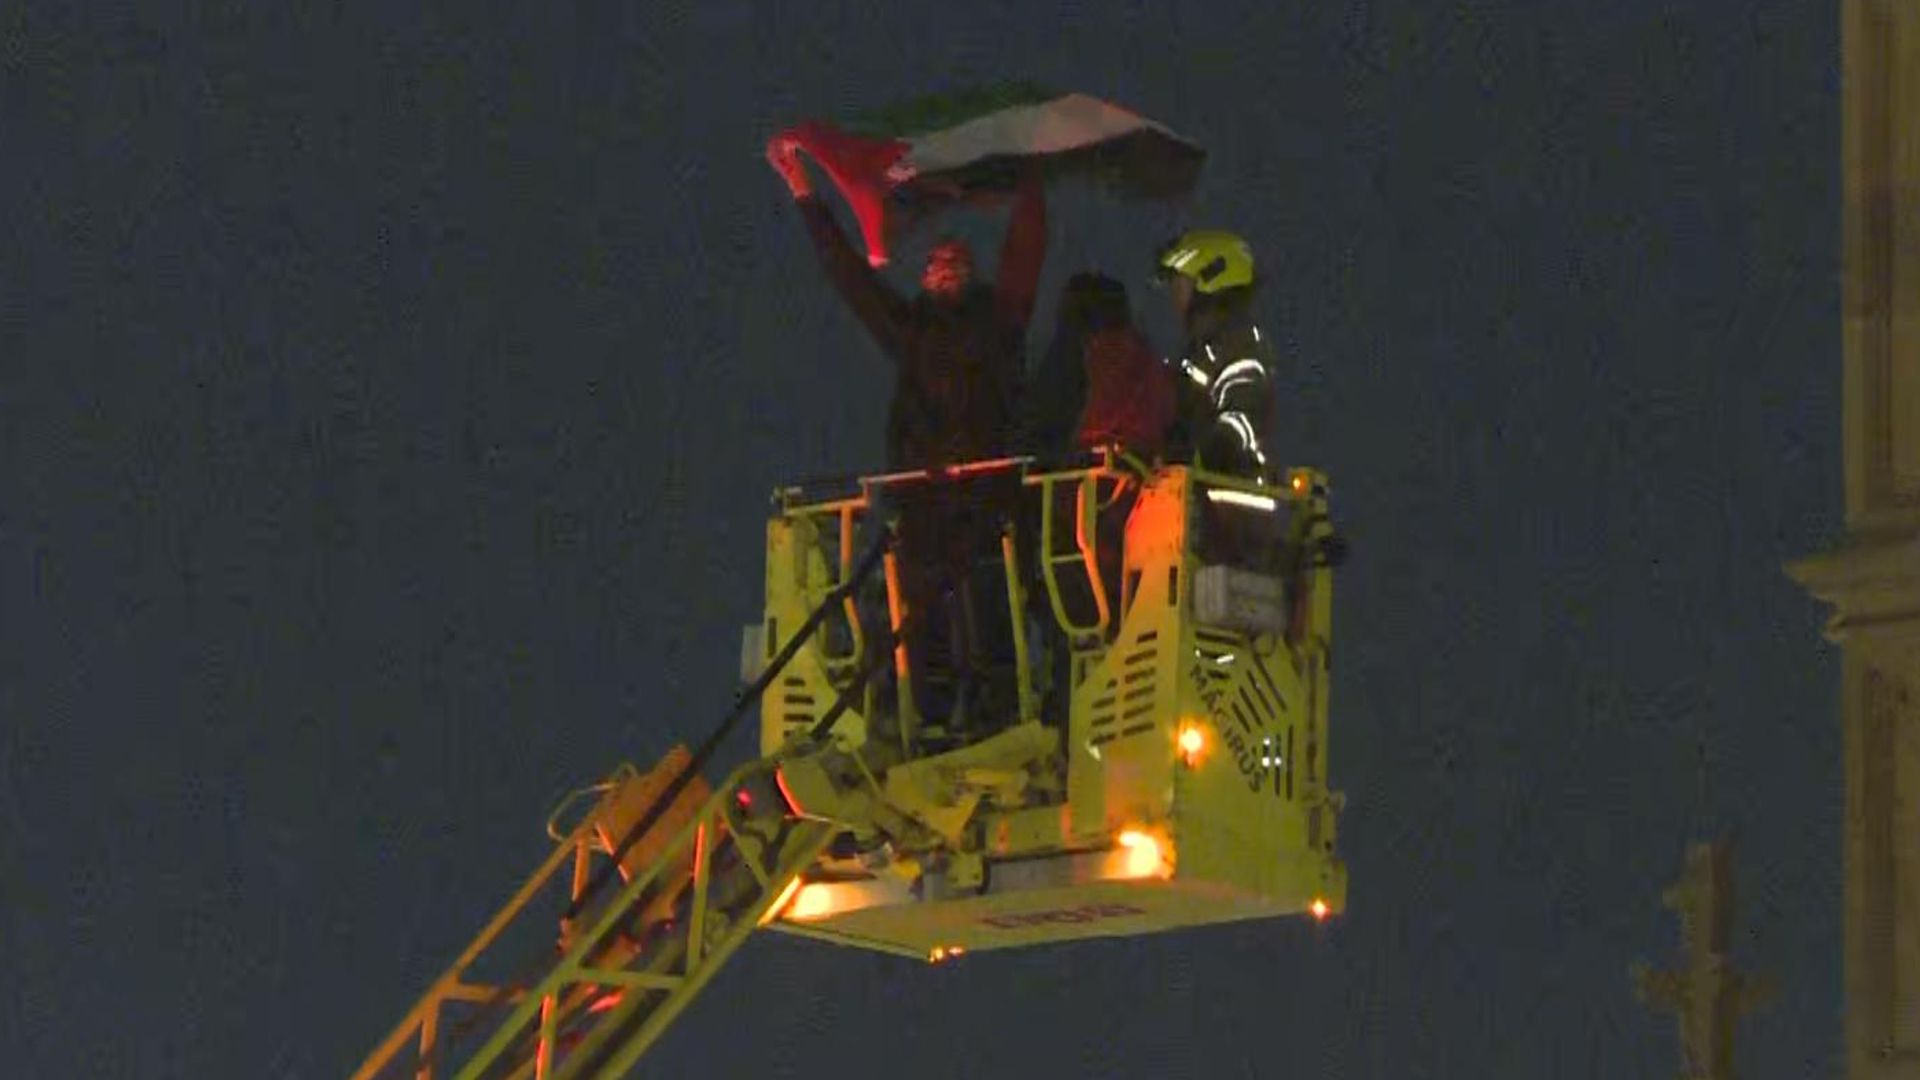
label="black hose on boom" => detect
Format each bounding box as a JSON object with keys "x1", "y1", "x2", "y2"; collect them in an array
[
  {"x1": 433, "y1": 527, "x2": 923, "y2": 1072},
  {"x1": 561, "y1": 528, "x2": 894, "y2": 923}
]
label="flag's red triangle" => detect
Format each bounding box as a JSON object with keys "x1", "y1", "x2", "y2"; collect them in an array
[{"x1": 781, "y1": 120, "x2": 908, "y2": 267}]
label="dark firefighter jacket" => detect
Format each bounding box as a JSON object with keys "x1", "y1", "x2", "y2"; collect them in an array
[
  {"x1": 1169, "y1": 288, "x2": 1276, "y2": 478},
  {"x1": 797, "y1": 185, "x2": 1047, "y2": 471}
]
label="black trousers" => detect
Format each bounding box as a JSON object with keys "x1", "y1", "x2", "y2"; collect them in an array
[{"x1": 888, "y1": 475, "x2": 1020, "y2": 726}]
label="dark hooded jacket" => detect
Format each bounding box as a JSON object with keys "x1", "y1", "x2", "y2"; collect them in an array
[{"x1": 796, "y1": 183, "x2": 1046, "y2": 470}]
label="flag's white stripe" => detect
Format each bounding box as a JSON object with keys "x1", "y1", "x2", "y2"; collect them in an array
[{"x1": 900, "y1": 93, "x2": 1188, "y2": 176}]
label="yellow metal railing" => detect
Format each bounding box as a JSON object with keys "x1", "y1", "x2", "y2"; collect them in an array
[
  {"x1": 1033, "y1": 469, "x2": 1113, "y2": 643},
  {"x1": 768, "y1": 452, "x2": 1323, "y2": 700}
]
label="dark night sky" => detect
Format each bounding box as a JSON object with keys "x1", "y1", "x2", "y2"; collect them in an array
[{"x1": 3, "y1": 3, "x2": 1843, "y2": 1077}]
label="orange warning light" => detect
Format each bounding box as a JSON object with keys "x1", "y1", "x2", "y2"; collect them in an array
[
  {"x1": 1116, "y1": 830, "x2": 1164, "y2": 878},
  {"x1": 1310, "y1": 898, "x2": 1331, "y2": 921},
  {"x1": 786, "y1": 883, "x2": 839, "y2": 921},
  {"x1": 1177, "y1": 724, "x2": 1206, "y2": 767}
]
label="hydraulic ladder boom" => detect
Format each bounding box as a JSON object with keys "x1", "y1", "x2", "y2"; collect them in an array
[
  {"x1": 353, "y1": 538, "x2": 903, "y2": 1080},
  {"x1": 474, "y1": 756, "x2": 836, "y2": 1080},
  {"x1": 352, "y1": 736, "x2": 901, "y2": 1080}
]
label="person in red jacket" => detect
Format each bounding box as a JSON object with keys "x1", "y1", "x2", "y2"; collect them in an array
[
  {"x1": 1016, "y1": 274, "x2": 1173, "y2": 728},
  {"x1": 1065, "y1": 275, "x2": 1176, "y2": 458},
  {"x1": 1023, "y1": 272, "x2": 1173, "y2": 460}
]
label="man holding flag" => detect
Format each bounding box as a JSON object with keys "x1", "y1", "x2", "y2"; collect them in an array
[
  {"x1": 765, "y1": 135, "x2": 1045, "y2": 471},
  {"x1": 763, "y1": 86, "x2": 1206, "y2": 734},
  {"x1": 762, "y1": 84, "x2": 1205, "y2": 468},
  {"x1": 765, "y1": 129, "x2": 1046, "y2": 734}
]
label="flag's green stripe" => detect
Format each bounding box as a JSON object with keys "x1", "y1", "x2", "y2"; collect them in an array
[{"x1": 843, "y1": 82, "x2": 1057, "y2": 139}]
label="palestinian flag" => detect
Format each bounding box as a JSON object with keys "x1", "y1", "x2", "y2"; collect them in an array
[{"x1": 777, "y1": 84, "x2": 1204, "y2": 266}]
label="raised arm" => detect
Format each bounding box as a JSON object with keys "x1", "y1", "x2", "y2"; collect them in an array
[
  {"x1": 797, "y1": 197, "x2": 912, "y2": 353},
  {"x1": 769, "y1": 137, "x2": 910, "y2": 355},
  {"x1": 994, "y1": 169, "x2": 1048, "y2": 330}
]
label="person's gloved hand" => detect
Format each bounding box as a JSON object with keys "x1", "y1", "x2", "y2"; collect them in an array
[{"x1": 764, "y1": 135, "x2": 813, "y2": 200}]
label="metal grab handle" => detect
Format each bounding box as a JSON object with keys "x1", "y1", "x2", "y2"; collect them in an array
[
  {"x1": 835, "y1": 506, "x2": 867, "y2": 671},
  {"x1": 1073, "y1": 475, "x2": 1113, "y2": 633},
  {"x1": 795, "y1": 505, "x2": 869, "y2": 678},
  {"x1": 542, "y1": 765, "x2": 637, "y2": 843},
  {"x1": 1037, "y1": 472, "x2": 1112, "y2": 643}
]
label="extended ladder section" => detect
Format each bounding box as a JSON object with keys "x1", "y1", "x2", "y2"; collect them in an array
[
  {"x1": 352, "y1": 540, "x2": 906, "y2": 1080},
  {"x1": 476, "y1": 758, "x2": 835, "y2": 1080},
  {"x1": 353, "y1": 746, "x2": 847, "y2": 1080}
]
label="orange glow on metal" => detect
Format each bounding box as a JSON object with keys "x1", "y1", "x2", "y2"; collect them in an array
[
  {"x1": 1124, "y1": 483, "x2": 1183, "y2": 552},
  {"x1": 866, "y1": 455, "x2": 1027, "y2": 487},
  {"x1": 536, "y1": 995, "x2": 555, "y2": 1080},
  {"x1": 1310, "y1": 898, "x2": 1330, "y2": 921},
  {"x1": 883, "y1": 552, "x2": 910, "y2": 682},
  {"x1": 761, "y1": 876, "x2": 803, "y2": 926},
  {"x1": 942, "y1": 456, "x2": 1025, "y2": 478},
  {"x1": 588, "y1": 991, "x2": 625, "y2": 1014},
  {"x1": 773, "y1": 769, "x2": 805, "y2": 817},
  {"x1": 693, "y1": 823, "x2": 706, "y2": 876},
  {"x1": 785, "y1": 883, "x2": 840, "y2": 921}
]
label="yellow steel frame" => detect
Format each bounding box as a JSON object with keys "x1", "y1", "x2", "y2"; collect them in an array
[
  {"x1": 794, "y1": 503, "x2": 865, "y2": 679},
  {"x1": 1158, "y1": 464, "x2": 1347, "y2": 915},
  {"x1": 999, "y1": 521, "x2": 1038, "y2": 725}
]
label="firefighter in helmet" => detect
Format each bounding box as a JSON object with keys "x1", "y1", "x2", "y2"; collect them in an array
[{"x1": 1154, "y1": 229, "x2": 1276, "y2": 482}]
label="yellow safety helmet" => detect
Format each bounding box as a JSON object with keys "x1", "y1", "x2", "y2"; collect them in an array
[{"x1": 1154, "y1": 230, "x2": 1255, "y2": 294}]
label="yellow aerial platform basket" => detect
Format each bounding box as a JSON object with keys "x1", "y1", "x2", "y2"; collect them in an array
[
  {"x1": 753, "y1": 452, "x2": 1346, "y2": 961},
  {"x1": 353, "y1": 451, "x2": 1346, "y2": 1080}
]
